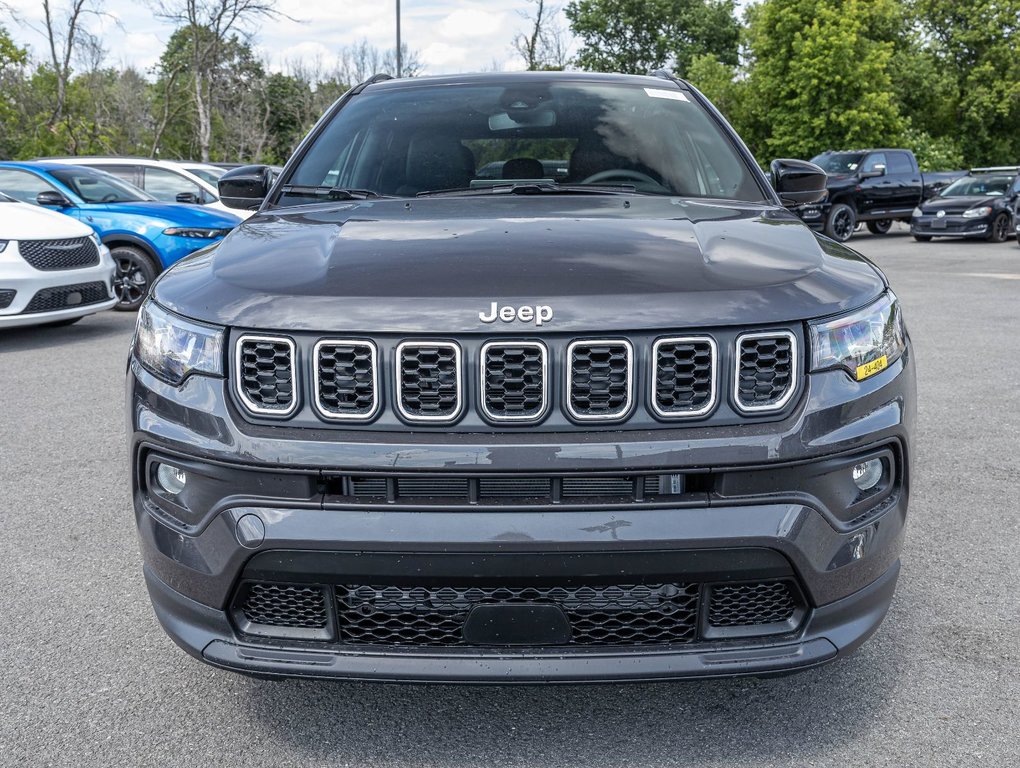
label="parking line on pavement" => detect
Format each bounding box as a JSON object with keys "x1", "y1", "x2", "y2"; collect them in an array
[{"x1": 960, "y1": 273, "x2": 1020, "y2": 280}]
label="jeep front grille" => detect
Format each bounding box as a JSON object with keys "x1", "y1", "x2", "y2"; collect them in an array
[
  {"x1": 18, "y1": 237, "x2": 100, "y2": 271},
  {"x1": 566, "y1": 339, "x2": 633, "y2": 421},
  {"x1": 314, "y1": 340, "x2": 378, "y2": 420},
  {"x1": 480, "y1": 341, "x2": 547, "y2": 422},
  {"x1": 235, "y1": 335, "x2": 297, "y2": 416},
  {"x1": 396, "y1": 341, "x2": 461, "y2": 422},
  {"x1": 735, "y1": 332, "x2": 797, "y2": 413},
  {"x1": 652, "y1": 336, "x2": 716, "y2": 418}
]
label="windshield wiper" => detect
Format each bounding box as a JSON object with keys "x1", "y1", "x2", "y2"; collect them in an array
[
  {"x1": 416, "y1": 182, "x2": 640, "y2": 198},
  {"x1": 280, "y1": 185, "x2": 388, "y2": 200}
]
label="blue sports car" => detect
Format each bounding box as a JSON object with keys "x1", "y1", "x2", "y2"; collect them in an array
[{"x1": 0, "y1": 161, "x2": 241, "y2": 309}]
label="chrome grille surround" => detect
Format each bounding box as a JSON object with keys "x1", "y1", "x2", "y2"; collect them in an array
[
  {"x1": 234, "y1": 334, "x2": 299, "y2": 417},
  {"x1": 565, "y1": 338, "x2": 634, "y2": 422},
  {"x1": 312, "y1": 338, "x2": 380, "y2": 422},
  {"x1": 395, "y1": 340, "x2": 463, "y2": 424},
  {"x1": 650, "y1": 335, "x2": 718, "y2": 419},
  {"x1": 733, "y1": 330, "x2": 798, "y2": 414},
  {"x1": 479, "y1": 340, "x2": 549, "y2": 423}
]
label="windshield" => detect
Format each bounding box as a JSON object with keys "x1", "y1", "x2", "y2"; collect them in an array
[
  {"x1": 0, "y1": 192, "x2": 15, "y2": 202},
  {"x1": 810, "y1": 152, "x2": 865, "y2": 175},
  {"x1": 939, "y1": 175, "x2": 1012, "y2": 197},
  {"x1": 185, "y1": 166, "x2": 225, "y2": 185},
  {"x1": 49, "y1": 167, "x2": 153, "y2": 203},
  {"x1": 277, "y1": 80, "x2": 766, "y2": 205}
]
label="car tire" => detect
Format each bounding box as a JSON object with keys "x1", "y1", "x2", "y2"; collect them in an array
[
  {"x1": 867, "y1": 219, "x2": 893, "y2": 235},
  {"x1": 824, "y1": 204, "x2": 856, "y2": 242},
  {"x1": 913, "y1": 235, "x2": 932, "y2": 242},
  {"x1": 987, "y1": 213, "x2": 1010, "y2": 243},
  {"x1": 111, "y1": 245, "x2": 158, "y2": 311}
]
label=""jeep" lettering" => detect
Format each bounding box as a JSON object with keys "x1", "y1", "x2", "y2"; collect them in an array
[{"x1": 479, "y1": 302, "x2": 554, "y2": 326}]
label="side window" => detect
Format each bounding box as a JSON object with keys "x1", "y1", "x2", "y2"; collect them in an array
[
  {"x1": 143, "y1": 167, "x2": 204, "y2": 202},
  {"x1": 94, "y1": 165, "x2": 138, "y2": 185},
  {"x1": 887, "y1": 152, "x2": 913, "y2": 175},
  {"x1": 862, "y1": 153, "x2": 887, "y2": 174},
  {"x1": 1011, "y1": 176, "x2": 1020, "y2": 195},
  {"x1": 0, "y1": 169, "x2": 60, "y2": 204}
]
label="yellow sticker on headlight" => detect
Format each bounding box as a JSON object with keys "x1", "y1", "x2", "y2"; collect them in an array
[{"x1": 856, "y1": 355, "x2": 888, "y2": 381}]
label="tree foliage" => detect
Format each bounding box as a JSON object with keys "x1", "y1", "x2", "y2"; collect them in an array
[{"x1": 565, "y1": 0, "x2": 739, "y2": 75}]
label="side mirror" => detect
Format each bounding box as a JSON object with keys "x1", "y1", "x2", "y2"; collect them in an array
[
  {"x1": 36, "y1": 190, "x2": 72, "y2": 207},
  {"x1": 860, "y1": 165, "x2": 886, "y2": 179},
  {"x1": 769, "y1": 158, "x2": 828, "y2": 207},
  {"x1": 175, "y1": 192, "x2": 201, "y2": 205},
  {"x1": 218, "y1": 165, "x2": 273, "y2": 210}
]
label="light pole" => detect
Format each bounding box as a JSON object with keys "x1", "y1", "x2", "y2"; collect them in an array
[{"x1": 396, "y1": 0, "x2": 402, "y2": 78}]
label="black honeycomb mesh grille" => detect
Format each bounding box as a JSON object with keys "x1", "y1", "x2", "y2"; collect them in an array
[
  {"x1": 239, "y1": 583, "x2": 328, "y2": 629},
  {"x1": 0, "y1": 289, "x2": 15, "y2": 309},
  {"x1": 22, "y1": 281, "x2": 109, "y2": 313},
  {"x1": 707, "y1": 581, "x2": 797, "y2": 627},
  {"x1": 569, "y1": 341, "x2": 631, "y2": 419},
  {"x1": 654, "y1": 339, "x2": 714, "y2": 415},
  {"x1": 316, "y1": 341, "x2": 376, "y2": 418},
  {"x1": 335, "y1": 583, "x2": 700, "y2": 647},
  {"x1": 398, "y1": 343, "x2": 459, "y2": 419},
  {"x1": 482, "y1": 343, "x2": 545, "y2": 420},
  {"x1": 238, "y1": 337, "x2": 295, "y2": 413},
  {"x1": 18, "y1": 237, "x2": 100, "y2": 270},
  {"x1": 737, "y1": 335, "x2": 795, "y2": 409}
]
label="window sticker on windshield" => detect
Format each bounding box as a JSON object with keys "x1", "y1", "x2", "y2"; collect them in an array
[{"x1": 644, "y1": 88, "x2": 688, "y2": 102}]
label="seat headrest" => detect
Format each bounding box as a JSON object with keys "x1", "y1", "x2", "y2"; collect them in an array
[{"x1": 502, "y1": 157, "x2": 545, "y2": 180}]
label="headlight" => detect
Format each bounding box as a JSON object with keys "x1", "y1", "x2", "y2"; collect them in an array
[
  {"x1": 133, "y1": 300, "x2": 224, "y2": 385},
  {"x1": 962, "y1": 206, "x2": 992, "y2": 218},
  {"x1": 809, "y1": 292, "x2": 906, "y2": 381},
  {"x1": 162, "y1": 227, "x2": 232, "y2": 238},
  {"x1": 911, "y1": 207, "x2": 922, "y2": 218}
]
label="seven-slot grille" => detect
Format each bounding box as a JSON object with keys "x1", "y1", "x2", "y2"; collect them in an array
[
  {"x1": 235, "y1": 335, "x2": 297, "y2": 416},
  {"x1": 231, "y1": 332, "x2": 802, "y2": 423},
  {"x1": 314, "y1": 340, "x2": 378, "y2": 420},
  {"x1": 735, "y1": 332, "x2": 797, "y2": 413},
  {"x1": 652, "y1": 337, "x2": 716, "y2": 417},
  {"x1": 17, "y1": 237, "x2": 100, "y2": 271},
  {"x1": 480, "y1": 341, "x2": 547, "y2": 421},
  {"x1": 567, "y1": 339, "x2": 633, "y2": 421},
  {"x1": 396, "y1": 342, "x2": 461, "y2": 421}
]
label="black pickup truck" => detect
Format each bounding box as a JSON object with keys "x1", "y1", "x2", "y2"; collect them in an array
[{"x1": 794, "y1": 148, "x2": 964, "y2": 241}]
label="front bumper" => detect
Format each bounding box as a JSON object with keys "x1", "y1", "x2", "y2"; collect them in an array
[
  {"x1": 0, "y1": 245, "x2": 116, "y2": 327},
  {"x1": 129, "y1": 350, "x2": 915, "y2": 682},
  {"x1": 911, "y1": 214, "x2": 993, "y2": 238}
]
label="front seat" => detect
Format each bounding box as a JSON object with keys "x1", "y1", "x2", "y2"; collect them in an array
[{"x1": 397, "y1": 135, "x2": 475, "y2": 195}]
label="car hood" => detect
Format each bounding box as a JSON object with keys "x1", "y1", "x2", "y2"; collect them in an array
[
  {"x1": 153, "y1": 196, "x2": 886, "y2": 333},
  {"x1": 97, "y1": 201, "x2": 242, "y2": 227},
  {"x1": 920, "y1": 196, "x2": 1000, "y2": 215},
  {"x1": 1, "y1": 201, "x2": 94, "y2": 240}
]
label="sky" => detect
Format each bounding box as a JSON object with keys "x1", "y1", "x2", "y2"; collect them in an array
[{"x1": 4, "y1": 0, "x2": 575, "y2": 77}]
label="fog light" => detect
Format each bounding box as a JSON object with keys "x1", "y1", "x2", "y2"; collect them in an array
[
  {"x1": 156, "y1": 463, "x2": 187, "y2": 495},
  {"x1": 851, "y1": 459, "x2": 883, "y2": 491}
]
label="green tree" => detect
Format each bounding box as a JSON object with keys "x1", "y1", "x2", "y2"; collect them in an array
[
  {"x1": 565, "y1": 0, "x2": 739, "y2": 75},
  {"x1": 914, "y1": 0, "x2": 1020, "y2": 165},
  {"x1": 0, "y1": 26, "x2": 29, "y2": 158},
  {"x1": 741, "y1": 0, "x2": 905, "y2": 160}
]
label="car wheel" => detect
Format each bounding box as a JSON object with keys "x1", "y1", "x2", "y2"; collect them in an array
[
  {"x1": 111, "y1": 246, "x2": 157, "y2": 311},
  {"x1": 867, "y1": 219, "x2": 893, "y2": 235},
  {"x1": 824, "y1": 204, "x2": 856, "y2": 242},
  {"x1": 987, "y1": 213, "x2": 1010, "y2": 243},
  {"x1": 913, "y1": 234, "x2": 933, "y2": 242}
]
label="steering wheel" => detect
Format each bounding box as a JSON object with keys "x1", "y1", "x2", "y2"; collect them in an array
[
  {"x1": 100, "y1": 193, "x2": 119, "y2": 202},
  {"x1": 581, "y1": 169, "x2": 660, "y2": 186}
]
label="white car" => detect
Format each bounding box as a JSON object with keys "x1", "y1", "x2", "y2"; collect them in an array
[
  {"x1": 44, "y1": 157, "x2": 254, "y2": 219},
  {"x1": 0, "y1": 192, "x2": 116, "y2": 328}
]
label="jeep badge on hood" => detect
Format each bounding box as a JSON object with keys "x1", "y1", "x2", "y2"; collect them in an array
[{"x1": 479, "y1": 302, "x2": 554, "y2": 326}]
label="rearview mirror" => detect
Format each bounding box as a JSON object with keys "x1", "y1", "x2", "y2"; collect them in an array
[
  {"x1": 36, "y1": 190, "x2": 72, "y2": 207},
  {"x1": 175, "y1": 192, "x2": 201, "y2": 205},
  {"x1": 218, "y1": 165, "x2": 273, "y2": 210},
  {"x1": 769, "y1": 159, "x2": 827, "y2": 207}
]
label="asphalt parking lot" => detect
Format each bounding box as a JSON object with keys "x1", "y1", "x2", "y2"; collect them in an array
[{"x1": 1, "y1": 226, "x2": 1018, "y2": 767}]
